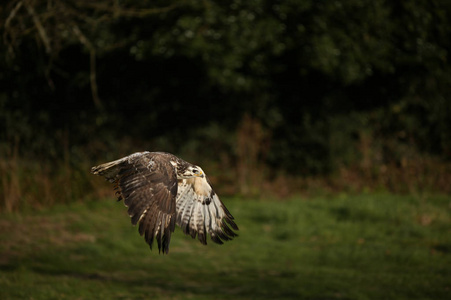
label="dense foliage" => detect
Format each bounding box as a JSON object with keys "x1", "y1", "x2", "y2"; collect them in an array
[{"x1": 1, "y1": 0, "x2": 450, "y2": 203}]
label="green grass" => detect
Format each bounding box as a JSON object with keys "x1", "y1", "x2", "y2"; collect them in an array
[{"x1": 0, "y1": 194, "x2": 450, "y2": 299}]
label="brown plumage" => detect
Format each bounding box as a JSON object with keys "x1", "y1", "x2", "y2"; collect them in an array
[{"x1": 91, "y1": 151, "x2": 238, "y2": 254}]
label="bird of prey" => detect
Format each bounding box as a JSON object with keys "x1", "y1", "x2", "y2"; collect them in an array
[{"x1": 91, "y1": 151, "x2": 238, "y2": 254}]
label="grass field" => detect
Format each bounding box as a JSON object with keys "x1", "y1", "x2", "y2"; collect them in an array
[{"x1": 0, "y1": 194, "x2": 450, "y2": 299}]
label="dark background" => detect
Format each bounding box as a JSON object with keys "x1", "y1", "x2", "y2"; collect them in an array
[{"x1": 1, "y1": 0, "x2": 451, "y2": 210}]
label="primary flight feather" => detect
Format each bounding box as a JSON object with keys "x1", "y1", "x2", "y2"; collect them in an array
[{"x1": 91, "y1": 151, "x2": 238, "y2": 254}]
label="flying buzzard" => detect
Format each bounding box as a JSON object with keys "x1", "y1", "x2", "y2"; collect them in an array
[{"x1": 91, "y1": 151, "x2": 238, "y2": 254}]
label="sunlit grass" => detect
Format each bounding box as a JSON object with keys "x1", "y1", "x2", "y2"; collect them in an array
[{"x1": 0, "y1": 194, "x2": 449, "y2": 299}]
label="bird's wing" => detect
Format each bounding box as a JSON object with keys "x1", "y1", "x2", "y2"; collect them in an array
[
  {"x1": 175, "y1": 176, "x2": 238, "y2": 245},
  {"x1": 91, "y1": 152, "x2": 177, "y2": 253}
]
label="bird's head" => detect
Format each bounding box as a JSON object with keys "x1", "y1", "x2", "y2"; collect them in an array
[{"x1": 179, "y1": 165, "x2": 204, "y2": 179}]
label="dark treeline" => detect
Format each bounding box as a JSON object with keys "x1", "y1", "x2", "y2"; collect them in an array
[{"x1": 1, "y1": 0, "x2": 451, "y2": 209}]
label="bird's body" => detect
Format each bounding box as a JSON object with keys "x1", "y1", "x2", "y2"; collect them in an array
[{"x1": 91, "y1": 151, "x2": 238, "y2": 253}]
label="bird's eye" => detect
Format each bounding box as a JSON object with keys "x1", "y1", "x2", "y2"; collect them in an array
[{"x1": 192, "y1": 169, "x2": 199, "y2": 174}]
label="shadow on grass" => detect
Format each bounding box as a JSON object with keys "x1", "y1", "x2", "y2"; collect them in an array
[
  {"x1": 0, "y1": 243, "x2": 303, "y2": 299},
  {"x1": 22, "y1": 258, "x2": 305, "y2": 299}
]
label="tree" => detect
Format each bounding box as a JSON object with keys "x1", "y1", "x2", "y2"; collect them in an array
[{"x1": 1, "y1": 0, "x2": 450, "y2": 175}]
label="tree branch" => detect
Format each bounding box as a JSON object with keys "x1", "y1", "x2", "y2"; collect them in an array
[
  {"x1": 3, "y1": 0, "x2": 24, "y2": 58},
  {"x1": 72, "y1": 23, "x2": 103, "y2": 111},
  {"x1": 73, "y1": 1, "x2": 179, "y2": 18},
  {"x1": 24, "y1": 0, "x2": 52, "y2": 54}
]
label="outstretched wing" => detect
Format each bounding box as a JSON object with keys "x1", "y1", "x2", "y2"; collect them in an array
[
  {"x1": 91, "y1": 152, "x2": 177, "y2": 254},
  {"x1": 175, "y1": 176, "x2": 238, "y2": 245}
]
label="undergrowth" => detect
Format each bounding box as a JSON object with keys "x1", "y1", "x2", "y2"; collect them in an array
[{"x1": 1, "y1": 116, "x2": 450, "y2": 212}]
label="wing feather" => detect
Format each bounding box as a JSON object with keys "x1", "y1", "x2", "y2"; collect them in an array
[
  {"x1": 91, "y1": 152, "x2": 178, "y2": 254},
  {"x1": 175, "y1": 176, "x2": 238, "y2": 245},
  {"x1": 140, "y1": 208, "x2": 157, "y2": 249}
]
